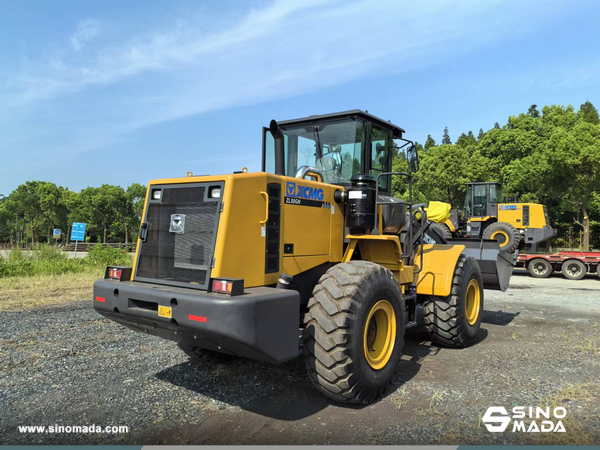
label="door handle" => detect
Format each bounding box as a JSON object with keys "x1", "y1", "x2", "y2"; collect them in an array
[{"x1": 260, "y1": 192, "x2": 269, "y2": 224}]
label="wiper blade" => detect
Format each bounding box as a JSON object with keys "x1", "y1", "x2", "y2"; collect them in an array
[{"x1": 312, "y1": 125, "x2": 323, "y2": 159}]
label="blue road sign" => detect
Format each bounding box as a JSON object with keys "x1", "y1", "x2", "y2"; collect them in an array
[
  {"x1": 70, "y1": 222, "x2": 87, "y2": 242},
  {"x1": 53, "y1": 229, "x2": 61, "y2": 236}
]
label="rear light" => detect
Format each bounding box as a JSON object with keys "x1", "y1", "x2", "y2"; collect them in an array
[
  {"x1": 212, "y1": 279, "x2": 232, "y2": 294},
  {"x1": 104, "y1": 266, "x2": 132, "y2": 281},
  {"x1": 209, "y1": 278, "x2": 244, "y2": 296}
]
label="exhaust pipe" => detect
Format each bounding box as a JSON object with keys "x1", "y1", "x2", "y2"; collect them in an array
[{"x1": 269, "y1": 120, "x2": 285, "y2": 176}]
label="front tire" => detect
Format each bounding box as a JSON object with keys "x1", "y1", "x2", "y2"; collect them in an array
[
  {"x1": 303, "y1": 261, "x2": 405, "y2": 404},
  {"x1": 482, "y1": 222, "x2": 521, "y2": 253},
  {"x1": 423, "y1": 255, "x2": 483, "y2": 348},
  {"x1": 528, "y1": 258, "x2": 553, "y2": 278},
  {"x1": 561, "y1": 259, "x2": 587, "y2": 280}
]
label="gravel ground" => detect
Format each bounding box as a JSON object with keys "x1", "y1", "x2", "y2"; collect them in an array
[{"x1": 1, "y1": 269, "x2": 598, "y2": 445}]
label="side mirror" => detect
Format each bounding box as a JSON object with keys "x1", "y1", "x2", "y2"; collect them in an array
[{"x1": 407, "y1": 144, "x2": 419, "y2": 173}]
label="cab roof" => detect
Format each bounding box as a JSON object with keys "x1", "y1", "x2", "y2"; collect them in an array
[{"x1": 276, "y1": 109, "x2": 405, "y2": 139}]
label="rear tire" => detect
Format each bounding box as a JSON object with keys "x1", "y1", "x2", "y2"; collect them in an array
[
  {"x1": 528, "y1": 258, "x2": 553, "y2": 278},
  {"x1": 482, "y1": 222, "x2": 521, "y2": 253},
  {"x1": 596, "y1": 265, "x2": 600, "y2": 279},
  {"x1": 303, "y1": 261, "x2": 405, "y2": 404},
  {"x1": 561, "y1": 259, "x2": 587, "y2": 280},
  {"x1": 178, "y1": 343, "x2": 231, "y2": 363},
  {"x1": 423, "y1": 255, "x2": 483, "y2": 348}
]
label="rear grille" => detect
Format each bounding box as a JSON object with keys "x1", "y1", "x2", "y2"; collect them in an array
[{"x1": 135, "y1": 183, "x2": 222, "y2": 289}]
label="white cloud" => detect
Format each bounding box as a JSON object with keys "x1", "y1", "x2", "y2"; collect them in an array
[
  {"x1": 70, "y1": 19, "x2": 100, "y2": 51},
  {"x1": 0, "y1": 0, "x2": 564, "y2": 160}
]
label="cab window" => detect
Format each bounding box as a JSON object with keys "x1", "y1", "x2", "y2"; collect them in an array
[
  {"x1": 263, "y1": 118, "x2": 366, "y2": 185},
  {"x1": 489, "y1": 184, "x2": 501, "y2": 203},
  {"x1": 370, "y1": 126, "x2": 391, "y2": 192},
  {"x1": 473, "y1": 185, "x2": 487, "y2": 216}
]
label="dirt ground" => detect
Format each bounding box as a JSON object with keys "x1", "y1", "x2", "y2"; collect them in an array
[{"x1": 1, "y1": 269, "x2": 598, "y2": 445}]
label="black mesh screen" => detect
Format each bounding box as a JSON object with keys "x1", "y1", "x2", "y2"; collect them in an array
[{"x1": 136, "y1": 185, "x2": 220, "y2": 288}]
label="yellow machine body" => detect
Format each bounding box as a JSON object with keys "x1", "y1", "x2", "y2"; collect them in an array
[
  {"x1": 131, "y1": 171, "x2": 463, "y2": 295},
  {"x1": 496, "y1": 203, "x2": 549, "y2": 229},
  {"x1": 132, "y1": 172, "x2": 345, "y2": 288}
]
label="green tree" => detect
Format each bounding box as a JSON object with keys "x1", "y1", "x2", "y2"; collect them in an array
[
  {"x1": 528, "y1": 104, "x2": 540, "y2": 118},
  {"x1": 456, "y1": 131, "x2": 477, "y2": 149},
  {"x1": 477, "y1": 128, "x2": 485, "y2": 141},
  {"x1": 442, "y1": 127, "x2": 451, "y2": 145},
  {"x1": 544, "y1": 122, "x2": 600, "y2": 250},
  {"x1": 416, "y1": 144, "x2": 489, "y2": 207},
  {"x1": 579, "y1": 100, "x2": 600, "y2": 125},
  {"x1": 424, "y1": 134, "x2": 436, "y2": 150}
]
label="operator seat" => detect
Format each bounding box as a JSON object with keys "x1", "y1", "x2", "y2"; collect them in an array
[{"x1": 316, "y1": 156, "x2": 344, "y2": 184}]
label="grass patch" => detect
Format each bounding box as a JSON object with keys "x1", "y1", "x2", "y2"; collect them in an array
[
  {"x1": 0, "y1": 246, "x2": 134, "y2": 310},
  {"x1": 0, "y1": 244, "x2": 132, "y2": 278},
  {"x1": 526, "y1": 382, "x2": 600, "y2": 445},
  {"x1": 0, "y1": 269, "x2": 104, "y2": 311}
]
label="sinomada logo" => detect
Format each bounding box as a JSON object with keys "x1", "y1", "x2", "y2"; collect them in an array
[{"x1": 482, "y1": 406, "x2": 567, "y2": 433}]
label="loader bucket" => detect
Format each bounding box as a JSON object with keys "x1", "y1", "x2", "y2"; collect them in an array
[{"x1": 448, "y1": 238, "x2": 517, "y2": 291}]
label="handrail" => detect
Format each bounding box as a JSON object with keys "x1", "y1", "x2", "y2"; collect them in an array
[{"x1": 259, "y1": 191, "x2": 269, "y2": 224}]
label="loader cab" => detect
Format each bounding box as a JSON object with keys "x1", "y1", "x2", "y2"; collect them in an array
[
  {"x1": 262, "y1": 110, "x2": 405, "y2": 193},
  {"x1": 464, "y1": 182, "x2": 502, "y2": 220}
]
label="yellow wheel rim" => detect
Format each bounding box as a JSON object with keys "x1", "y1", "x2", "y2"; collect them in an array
[
  {"x1": 363, "y1": 300, "x2": 396, "y2": 370},
  {"x1": 465, "y1": 279, "x2": 481, "y2": 325},
  {"x1": 490, "y1": 230, "x2": 509, "y2": 247}
]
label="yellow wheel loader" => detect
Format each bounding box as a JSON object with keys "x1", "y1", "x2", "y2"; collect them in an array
[
  {"x1": 431, "y1": 182, "x2": 556, "y2": 253},
  {"x1": 94, "y1": 110, "x2": 514, "y2": 404}
]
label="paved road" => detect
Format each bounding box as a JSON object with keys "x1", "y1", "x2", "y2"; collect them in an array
[{"x1": 1, "y1": 271, "x2": 598, "y2": 445}]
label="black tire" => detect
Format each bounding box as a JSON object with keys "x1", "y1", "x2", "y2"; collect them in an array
[
  {"x1": 561, "y1": 259, "x2": 587, "y2": 280},
  {"x1": 596, "y1": 264, "x2": 600, "y2": 279},
  {"x1": 178, "y1": 343, "x2": 231, "y2": 363},
  {"x1": 482, "y1": 222, "x2": 521, "y2": 253},
  {"x1": 528, "y1": 258, "x2": 553, "y2": 278},
  {"x1": 303, "y1": 261, "x2": 405, "y2": 405},
  {"x1": 423, "y1": 255, "x2": 483, "y2": 348},
  {"x1": 428, "y1": 222, "x2": 452, "y2": 243}
]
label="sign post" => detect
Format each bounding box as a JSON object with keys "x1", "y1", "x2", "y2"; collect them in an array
[{"x1": 70, "y1": 222, "x2": 87, "y2": 257}]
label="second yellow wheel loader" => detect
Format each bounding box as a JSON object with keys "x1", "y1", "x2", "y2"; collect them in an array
[
  {"x1": 429, "y1": 182, "x2": 556, "y2": 253},
  {"x1": 94, "y1": 110, "x2": 515, "y2": 404}
]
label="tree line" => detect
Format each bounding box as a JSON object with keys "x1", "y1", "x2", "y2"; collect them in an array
[
  {"x1": 392, "y1": 101, "x2": 600, "y2": 250},
  {"x1": 0, "y1": 183, "x2": 146, "y2": 245},
  {"x1": 1, "y1": 101, "x2": 599, "y2": 250}
]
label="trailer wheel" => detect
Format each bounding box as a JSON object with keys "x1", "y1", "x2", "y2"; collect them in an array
[
  {"x1": 428, "y1": 222, "x2": 452, "y2": 243},
  {"x1": 561, "y1": 259, "x2": 587, "y2": 280},
  {"x1": 423, "y1": 255, "x2": 483, "y2": 348},
  {"x1": 178, "y1": 343, "x2": 231, "y2": 363},
  {"x1": 596, "y1": 265, "x2": 600, "y2": 279},
  {"x1": 482, "y1": 222, "x2": 521, "y2": 253},
  {"x1": 528, "y1": 258, "x2": 553, "y2": 278},
  {"x1": 303, "y1": 261, "x2": 405, "y2": 404}
]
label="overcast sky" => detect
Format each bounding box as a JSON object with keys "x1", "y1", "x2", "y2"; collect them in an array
[{"x1": 1, "y1": 0, "x2": 599, "y2": 194}]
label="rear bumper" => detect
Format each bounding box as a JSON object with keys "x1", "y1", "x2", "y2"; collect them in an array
[{"x1": 93, "y1": 279, "x2": 300, "y2": 364}]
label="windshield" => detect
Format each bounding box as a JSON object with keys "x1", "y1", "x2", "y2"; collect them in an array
[{"x1": 264, "y1": 118, "x2": 366, "y2": 184}]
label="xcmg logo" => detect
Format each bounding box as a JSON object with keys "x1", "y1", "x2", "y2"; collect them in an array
[
  {"x1": 286, "y1": 182, "x2": 324, "y2": 201},
  {"x1": 482, "y1": 406, "x2": 567, "y2": 433}
]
